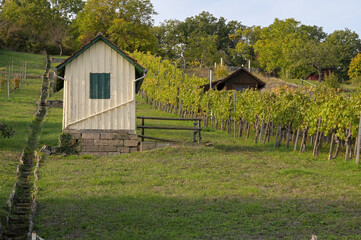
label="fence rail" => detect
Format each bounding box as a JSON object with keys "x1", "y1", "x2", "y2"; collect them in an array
[
  {"x1": 137, "y1": 116, "x2": 202, "y2": 143},
  {"x1": 301, "y1": 79, "x2": 317, "y2": 87}
]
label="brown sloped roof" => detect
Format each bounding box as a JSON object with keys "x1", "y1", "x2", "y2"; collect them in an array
[{"x1": 201, "y1": 67, "x2": 266, "y2": 91}]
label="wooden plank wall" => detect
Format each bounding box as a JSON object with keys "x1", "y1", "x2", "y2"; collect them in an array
[{"x1": 63, "y1": 40, "x2": 136, "y2": 130}]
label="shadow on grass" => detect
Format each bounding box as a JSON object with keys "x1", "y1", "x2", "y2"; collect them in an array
[
  {"x1": 34, "y1": 195, "x2": 361, "y2": 240},
  {"x1": 214, "y1": 144, "x2": 265, "y2": 153}
]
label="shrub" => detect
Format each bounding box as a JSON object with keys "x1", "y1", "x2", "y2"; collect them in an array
[
  {"x1": 56, "y1": 133, "x2": 79, "y2": 155},
  {"x1": 348, "y1": 53, "x2": 361, "y2": 80},
  {"x1": 0, "y1": 122, "x2": 15, "y2": 138},
  {"x1": 323, "y1": 72, "x2": 340, "y2": 89},
  {"x1": 215, "y1": 65, "x2": 228, "y2": 79},
  {"x1": 351, "y1": 75, "x2": 361, "y2": 87}
]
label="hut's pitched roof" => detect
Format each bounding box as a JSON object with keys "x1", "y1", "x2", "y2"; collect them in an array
[
  {"x1": 54, "y1": 33, "x2": 145, "y2": 92},
  {"x1": 201, "y1": 67, "x2": 266, "y2": 91}
]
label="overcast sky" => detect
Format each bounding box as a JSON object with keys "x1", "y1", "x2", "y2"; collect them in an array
[{"x1": 151, "y1": 0, "x2": 361, "y2": 36}]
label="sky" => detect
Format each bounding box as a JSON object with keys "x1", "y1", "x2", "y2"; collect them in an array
[{"x1": 151, "y1": 0, "x2": 361, "y2": 36}]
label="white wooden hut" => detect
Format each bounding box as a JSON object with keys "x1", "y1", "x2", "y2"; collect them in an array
[{"x1": 54, "y1": 33, "x2": 146, "y2": 155}]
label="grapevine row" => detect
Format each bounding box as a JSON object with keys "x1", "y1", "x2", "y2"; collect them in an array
[{"x1": 132, "y1": 51, "x2": 361, "y2": 163}]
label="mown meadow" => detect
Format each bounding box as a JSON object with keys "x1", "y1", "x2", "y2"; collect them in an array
[
  {"x1": 0, "y1": 51, "x2": 360, "y2": 239},
  {"x1": 36, "y1": 96, "x2": 361, "y2": 239}
]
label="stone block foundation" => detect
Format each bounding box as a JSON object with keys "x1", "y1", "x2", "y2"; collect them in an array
[{"x1": 64, "y1": 129, "x2": 138, "y2": 156}]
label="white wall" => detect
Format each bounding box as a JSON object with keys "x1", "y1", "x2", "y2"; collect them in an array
[{"x1": 63, "y1": 40, "x2": 136, "y2": 130}]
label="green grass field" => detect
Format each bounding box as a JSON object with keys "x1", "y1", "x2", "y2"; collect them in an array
[
  {"x1": 1, "y1": 50, "x2": 361, "y2": 239},
  {"x1": 34, "y1": 96, "x2": 361, "y2": 239},
  {"x1": 0, "y1": 50, "x2": 49, "y2": 218}
]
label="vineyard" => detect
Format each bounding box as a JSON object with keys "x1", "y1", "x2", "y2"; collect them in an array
[
  {"x1": 0, "y1": 62, "x2": 27, "y2": 98},
  {"x1": 132, "y1": 51, "x2": 361, "y2": 163}
]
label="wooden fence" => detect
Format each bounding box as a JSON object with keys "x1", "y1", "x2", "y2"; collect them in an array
[{"x1": 137, "y1": 116, "x2": 202, "y2": 143}]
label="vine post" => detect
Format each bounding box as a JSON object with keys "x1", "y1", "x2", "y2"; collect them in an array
[
  {"x1": 7, "y1": 63, "x2": 10, "y2": 99},
  {"x1": 356, "y1": 112, "x2": 361, "y2": 164},
  {"x1": 234, "y1": 92, "x2": 237, "y2": 138}
]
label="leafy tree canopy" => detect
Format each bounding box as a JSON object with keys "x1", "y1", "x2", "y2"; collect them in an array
[
  {"x1": 348, "y1": 53, "x2": 361, "y2": 79},
  {"x1": 156, "y1": 11, "x2": 243, "y2": 67},
  {"x1": 0, "y1": 0, "x2": 82, "y2": 54},
  {"x1": 326, "y1": 29, "x2": 361, "y2": 80},
  {"x1": 75, "y1": 0, "x2": 157, "y2": 53}
]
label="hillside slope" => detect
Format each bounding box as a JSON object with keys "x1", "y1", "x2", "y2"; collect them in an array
[{"x1": 33, "y1": 96, "x2": 361, "y2": 239}]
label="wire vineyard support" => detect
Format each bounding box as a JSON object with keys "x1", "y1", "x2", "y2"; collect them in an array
[{"x1": 132, "y1": 51, "x2": 361, "y2": 164}]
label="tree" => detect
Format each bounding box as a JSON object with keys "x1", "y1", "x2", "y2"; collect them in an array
[
  {"x1": 232, "y1": 25, "x2": 261, "y2": 66},
  {"x1": 0, "y1": 0, "x2": 83, "y2": 54},
  {"x1": 50, "y1": 0, "x2": 85, "y2": 19},
  {"x1": 156, "y1": 11, "x2": 243, "y2": 66},
  {"x1": 49, "y1": 0, "x2": 84, "y2": 55},
  {"x1": 154, "y1": 19, "x2": 185, "y2": 59},
  {"x1": 348, "y1": 53, "x2": 361, "y2": 86},
  {"x1": 292, "y1": 40, "x2": 339, "y2": 82},
  {"x1": 75, "y1": 0, "x2": 157, "y2": 53},
  {"x1": 326, "y1": 29, "x2": 361, "y2": 81},
  {"x1": 184, "y1": 31, "x2": 219, "y2": 67},
  {"x1": 253, "y1": 18, "x2": 327, "y2": 78},
  {"x1": 108, "y1": 18, "x2": 157, "y2": 53},
  {"x1": 0, "y1": 0, "x2": 54, "y2": 52},
  {"x1": 348, "y1": 53, "x2": 361, "y2": 79}
]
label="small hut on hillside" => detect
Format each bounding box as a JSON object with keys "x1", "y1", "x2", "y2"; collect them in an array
[
  {"x1": 201, "y1": 67, "x2": 265, "y2": 92},
  {"x1": 54, "y1": 33, "x2": 146, "y2": 155},
  {"x1": 305, "y1": 69, "x2": 331, "y2": 81}
]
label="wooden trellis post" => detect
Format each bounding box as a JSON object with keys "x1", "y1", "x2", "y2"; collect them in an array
[
  {"x1": 356, "y1": 112, "x2": 361, "y2": 164},
  {"x1": 234, "y1": 92, "x2": 237, "y2": 138}
]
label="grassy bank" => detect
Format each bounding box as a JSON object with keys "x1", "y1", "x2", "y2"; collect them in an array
[
  {"x1": 34, "y1": 96, "x2": 361, "y2": 239},
  {"x1": 1, "y1": 50, "x2": 360, "y2": 239},
  {"x1": 0, "y1": 50, "x2": 47, "y2": 151},
  {"x1": 0, "y1": 152, "x2": 19, "y2": 217},
  {"x1": 0, "y1": 50, "x2": 46, "y2": 222}
]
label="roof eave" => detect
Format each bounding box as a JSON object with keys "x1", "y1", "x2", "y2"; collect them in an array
[{"x1": 55, "y1": 35, "x2": 145, "y2": 74}]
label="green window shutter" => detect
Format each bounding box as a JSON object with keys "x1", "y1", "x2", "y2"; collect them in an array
[
  {"x1": 98, "y1": 73, "x2": 105, "y2": 98},
  {"x1": 90, "y1": 73, "x2": 98, "y2": 99},
  {"x1": 90, "y1": 73, "x2": 110, "y2": 99},
  {"x1": 104, "y1": 73, "x2": 110, "y2": 99}
]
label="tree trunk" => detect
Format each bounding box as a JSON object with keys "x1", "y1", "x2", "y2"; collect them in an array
[{"x1": 59, "y1": 44, "x2": 63, "y2": 56}]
